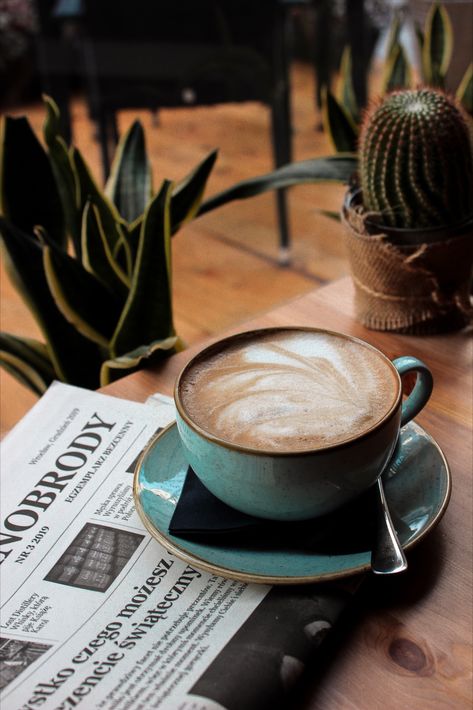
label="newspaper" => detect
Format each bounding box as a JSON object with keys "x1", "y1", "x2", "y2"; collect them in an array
[{"x1": 1, "y1": 383, "x2": 356, "y2": 710}]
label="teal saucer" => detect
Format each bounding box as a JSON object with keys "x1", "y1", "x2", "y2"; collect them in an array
[{"x1": 133, "y1": 421, "x2": 451, "y2": 584}]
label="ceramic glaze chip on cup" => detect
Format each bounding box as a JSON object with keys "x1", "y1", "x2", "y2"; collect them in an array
[{"x1": 174, "y1": 328, "x2": 433, "y2": 521}]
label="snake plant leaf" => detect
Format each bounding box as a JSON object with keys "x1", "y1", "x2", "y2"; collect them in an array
[
  {"x1": 110, "y1": 181, "x2": 174, "y2": 358},
  {"x1": 0, "y1": 218, "x2": 103, "y2": 388},
  {"x1": 385, "y1": 10, "x2": 402, "y2": 62},
  {"x1": 382, "y1": 42, "x2": 412, "y2": 93},
  {"x1": 322, "y1": 88, "x2": 358, "y2": 153},
  {"x1": 198, "y1": 155, "x2": 357, "y2": 216},
  {"x1": 105, "y1": 120, "x2": 152, "y2": 223},
  {"x1": 42, "y1": 238, "x2": 124, "y2": 347},
  {"x1": 316, "y1": 209, "x2": 341, "y2": 222},
  {"x1": 100, "y1": 335, "x2": 182, "y2": 386},
  {"x1": 337, "y1": 47, "x2": 359, "y2": 125},
  {"x1": 457, "y1": 62, "x2": 473, "y2": 115},
  {"x1": 416, "y1": 24, "x2": 425, "y2": 55},
  {"x1": 0, "y1": 333, "x2": 55, "y2": 395},
  {"x1": 423, "y1": 2, "x2": 453, "y2": 87},
  {"x1": 43, "y1": 95, "x2": 82, "y2": 255},
  {"x1": 0, "y1": 116, "x2": 65, "y2": 248},
  {"x1": 72, "y1": 147, "x2": 132, "y2": 278},
  {"x1": 81, "y1": 200, "x2": 130, "y2": 299},
  {"x1": 170, "y1": 150, "x2": 218, "y2": 233},
  {"x1": 125, "y1": 214, "x2": 143, "y2": 264}
]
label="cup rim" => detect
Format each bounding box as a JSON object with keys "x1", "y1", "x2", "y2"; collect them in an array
[{"x1": 174, "y1": 326, "x2": 402, "y2": 457}]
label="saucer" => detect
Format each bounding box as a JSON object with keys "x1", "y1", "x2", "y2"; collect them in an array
[{"x1": 133, "y1": 421, "x2": 451, "y2": 584}]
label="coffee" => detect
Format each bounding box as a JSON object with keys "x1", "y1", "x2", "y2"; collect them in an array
[{"x1": 179, "y1": 329, "x2": 399, "y2": 452}]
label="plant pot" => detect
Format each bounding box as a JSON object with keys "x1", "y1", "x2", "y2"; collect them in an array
[{"x1": 341, "y1": 189, "x2": 473, "y2": 334}]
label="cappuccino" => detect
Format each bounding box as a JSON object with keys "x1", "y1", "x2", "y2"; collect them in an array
[{"x1": 179, "y1": 329, "x2": 399, "y2": 453}]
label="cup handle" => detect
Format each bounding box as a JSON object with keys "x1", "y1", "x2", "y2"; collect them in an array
[{"x1": 392, "y1": 356, "x2": 434, "y2": 427}]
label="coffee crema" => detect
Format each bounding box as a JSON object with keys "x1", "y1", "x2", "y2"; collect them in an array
[{"x1": 179, "y1": 330, "x2": 399, "y2": 452}]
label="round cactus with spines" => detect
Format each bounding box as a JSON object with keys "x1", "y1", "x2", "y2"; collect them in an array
[{"x1": 359, "y1": 88, "x2": 473, "y2": 230}]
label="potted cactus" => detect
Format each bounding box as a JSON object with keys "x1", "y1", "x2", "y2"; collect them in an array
[
  {"x1": 2, "y1": 2, "x2": 471, "y2": 402},
  {"x1": 356, "y1": 89, "x2": 473, "y2": 238},
  {"x1": 197, "y1": 2, "x2": 473, "y2": 333},
  {"x1": 341, "y1": 87, "x2": 473, "y2": 332}
]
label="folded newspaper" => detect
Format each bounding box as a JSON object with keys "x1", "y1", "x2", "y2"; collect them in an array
[{"x1": 1, "y1": 383, "x2": 359, "y2": 709}]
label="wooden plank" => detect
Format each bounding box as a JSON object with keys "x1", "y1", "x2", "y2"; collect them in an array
[
  {"x1": 102, "y1": 277, "x2": 472, "y2": 710},
  {"x1": 1, "y1": 62, "x2": 350, "y2": 436}
]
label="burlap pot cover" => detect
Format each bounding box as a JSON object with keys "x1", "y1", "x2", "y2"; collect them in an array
[{"x1": 342, "y1": 202, "x2": 473, "y2": 334}]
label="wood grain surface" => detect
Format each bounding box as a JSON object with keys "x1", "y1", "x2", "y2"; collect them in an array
[
  {"x1": 103, "y1": 277, "x2": 473, "y2": 709},
  {"x1": 0, "y1": 61, "x2": 350, "y2": 437}
]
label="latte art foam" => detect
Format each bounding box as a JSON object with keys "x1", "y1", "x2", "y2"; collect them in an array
[{"x1": 179, "y1": 330, "x2": 399, "y2": 452}]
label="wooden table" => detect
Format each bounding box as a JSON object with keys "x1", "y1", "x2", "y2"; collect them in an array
[{"x1": 104, "y1": 277, "x2": 473, "y2": 709}]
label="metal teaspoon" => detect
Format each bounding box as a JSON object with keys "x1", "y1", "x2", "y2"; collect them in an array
[{"x1": 371, "y1": 464, "x2": 408, "y2": 574}]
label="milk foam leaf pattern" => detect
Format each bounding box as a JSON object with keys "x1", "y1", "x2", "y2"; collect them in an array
[
  {"x1": 266, "y1": 344, "x2": 359, "y2": 405},
  {"x1": 0, "y1": 116, "x2": 65, "y2": 249},
  {"x1": 42, "y1": 95, "x2": 81, "y2": 255},
  {"x1": 181, "y1": 332, "x2": 393, "y2": 452},
  {"x1": 0, "y1": 334, "x2": 55, "y2": 395},
  {"x1": 109, "y1": 181, "x2": 175, "y2": 358},
  {"x1": 105, "y1": 120, "x2": 152, "y2": 224},
  {"x1": 0, "y1": 219, "x2": 103, "y2": 387},
  {"x1": 322, "y1": 88, "x2": 358, "y2": 154},
  {"x1": 43, "y1": 239, "x2": 123, "y2": 347},
  {"x1": 170, "y1": 150, "x2": 218, "y2": 233}
]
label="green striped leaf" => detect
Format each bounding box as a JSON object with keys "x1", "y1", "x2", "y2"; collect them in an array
[
  {"x1": 124, "y1": 215, "x2": 143, "y2": 264},
  {"x1": 337, "y1": 47, "x2": 359, "y2": 126},
  {"x1": 72, "y1": 147, "x2": 132, "y2": 277},
  {"x1": 322, "y1": 88, "x2": 358, "y2": 153},
  {"x1": 110, "y1": 181, "x2": 175, "y2": 358},
  {"x1": 1, "y1": 115, "x2": 65, "y2": 248},
  {"x1": 456, "y1": 62, "x2": 473, "y2": 115},
  {"x1": 0, "y1": 218, "x2": 103, "y2": 388},
  {"x1": 316, "y1": 209, "x2": 341, "y2": 222},
  {"x1": 105, "y1": 120, "x2": 152, "y2": 223},
  {"x1": 43, "y1": 239, "x2": 124, "y2": 347},
  {"x1": 170, "y1": 150, "x2": 218, "y2": 233},
  {"x1": 43, "y1": 95, "x2": 81, "y2": 255},
  {"x1": 423, "y1": 2, "x2": 453, "y2": 87},
  {"x1": 100, "y1": 335, "x2": 182, "y2": 386},
  {"x1": 198, "y1": 155, "x2": 357, "y2": 216},
  {"x1": 385, "y1": 11, "x2": 402, "y2": 62},
  {"x1": 81, "y1": 200, "x2": 130, "y2": 298},
  {"x1": 0, "y1": 333, "x2": 56, "y2": 395},
  {"x1": 382, "y1": 43, "x2": 412, "y2": 93}
]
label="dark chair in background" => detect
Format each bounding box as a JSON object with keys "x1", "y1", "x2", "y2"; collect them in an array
[{"x1": 76, "y1": 0, "x2": 303, "y2": 259}]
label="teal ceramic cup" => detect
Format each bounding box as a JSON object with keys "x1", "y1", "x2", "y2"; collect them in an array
[{"x1": 174, "y1": 328, "x2": 433, "y2": 521}]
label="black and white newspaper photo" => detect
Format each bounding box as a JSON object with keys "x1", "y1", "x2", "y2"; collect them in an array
[{"x1": 1, "y1": 383, "x2": 355, "y2": 709}]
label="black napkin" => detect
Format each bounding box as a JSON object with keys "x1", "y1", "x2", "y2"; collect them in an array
[
  {"x1": 169, "y1": 467, "x2": 265, "y2": 537},
  {"x1": 169, "y1": 468, "x2": 376, "y2": 553}
]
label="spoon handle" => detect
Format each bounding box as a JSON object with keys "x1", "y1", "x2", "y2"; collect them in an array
[{"x1": 371, "y1": 477, "x2": 408, "y2": 575}]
